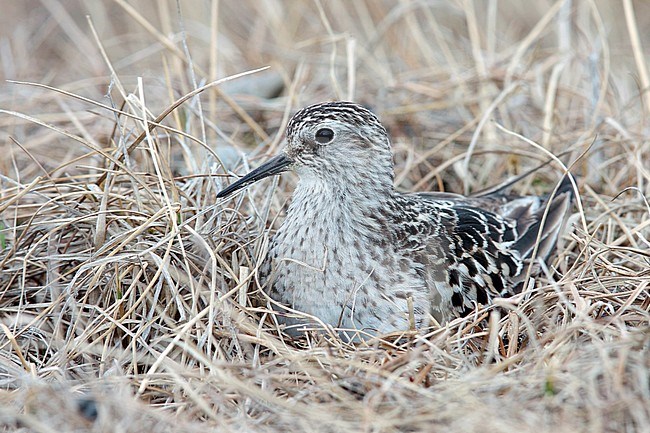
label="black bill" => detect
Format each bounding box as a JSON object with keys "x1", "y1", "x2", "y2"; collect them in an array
[{"x1": 217, "y1": 153, "x2": 293, "y2": 199}]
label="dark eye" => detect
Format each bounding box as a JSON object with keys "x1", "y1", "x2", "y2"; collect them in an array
[{"x1": 314, "y1": 128, "x2": 334, "y2": 144}]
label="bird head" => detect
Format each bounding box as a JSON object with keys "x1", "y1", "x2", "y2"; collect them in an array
[{"x1": 217, "y1": 101, "x2": 394, "y2": 199}]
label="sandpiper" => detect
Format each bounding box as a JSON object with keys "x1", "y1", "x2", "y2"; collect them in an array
[{"x1": 217, "y1": 101, "x2": 574, "y2": 340}]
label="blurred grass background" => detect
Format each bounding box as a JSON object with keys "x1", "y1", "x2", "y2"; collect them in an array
[{"x1": 0, "y1": 1, "x2": 649, "y2": 432}]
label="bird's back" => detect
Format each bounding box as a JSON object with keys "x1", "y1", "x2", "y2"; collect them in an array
[{"x1": 395, "y1": 175, "x2": 575, "y2": 321}]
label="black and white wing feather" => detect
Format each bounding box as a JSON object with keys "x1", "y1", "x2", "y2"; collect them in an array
[{"x1": 396, "y1": 175, "x2": 574, "y2": 321}]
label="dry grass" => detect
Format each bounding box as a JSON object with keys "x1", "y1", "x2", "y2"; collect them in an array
[{"x1": 1, "y1": 1, "x2": 649, "y2": 432}]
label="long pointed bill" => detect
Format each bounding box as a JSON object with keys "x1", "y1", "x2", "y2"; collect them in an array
[{"x1": 217, "y1": 153, "x2": 293, "y2": 199}]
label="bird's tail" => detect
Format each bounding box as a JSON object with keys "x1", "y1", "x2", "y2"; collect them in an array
[{"x1": 510, "y1": 173, "x2": 576, "y2": 268}]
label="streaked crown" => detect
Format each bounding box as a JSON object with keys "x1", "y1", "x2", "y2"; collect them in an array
[{"x1": 283, "y1": 101, "x2": 393, "y2": 181}]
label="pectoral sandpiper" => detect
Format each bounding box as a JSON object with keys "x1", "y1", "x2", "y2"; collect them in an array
[{"x1": 217, "y1": 101, "x2": 574, "y2": 340}]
